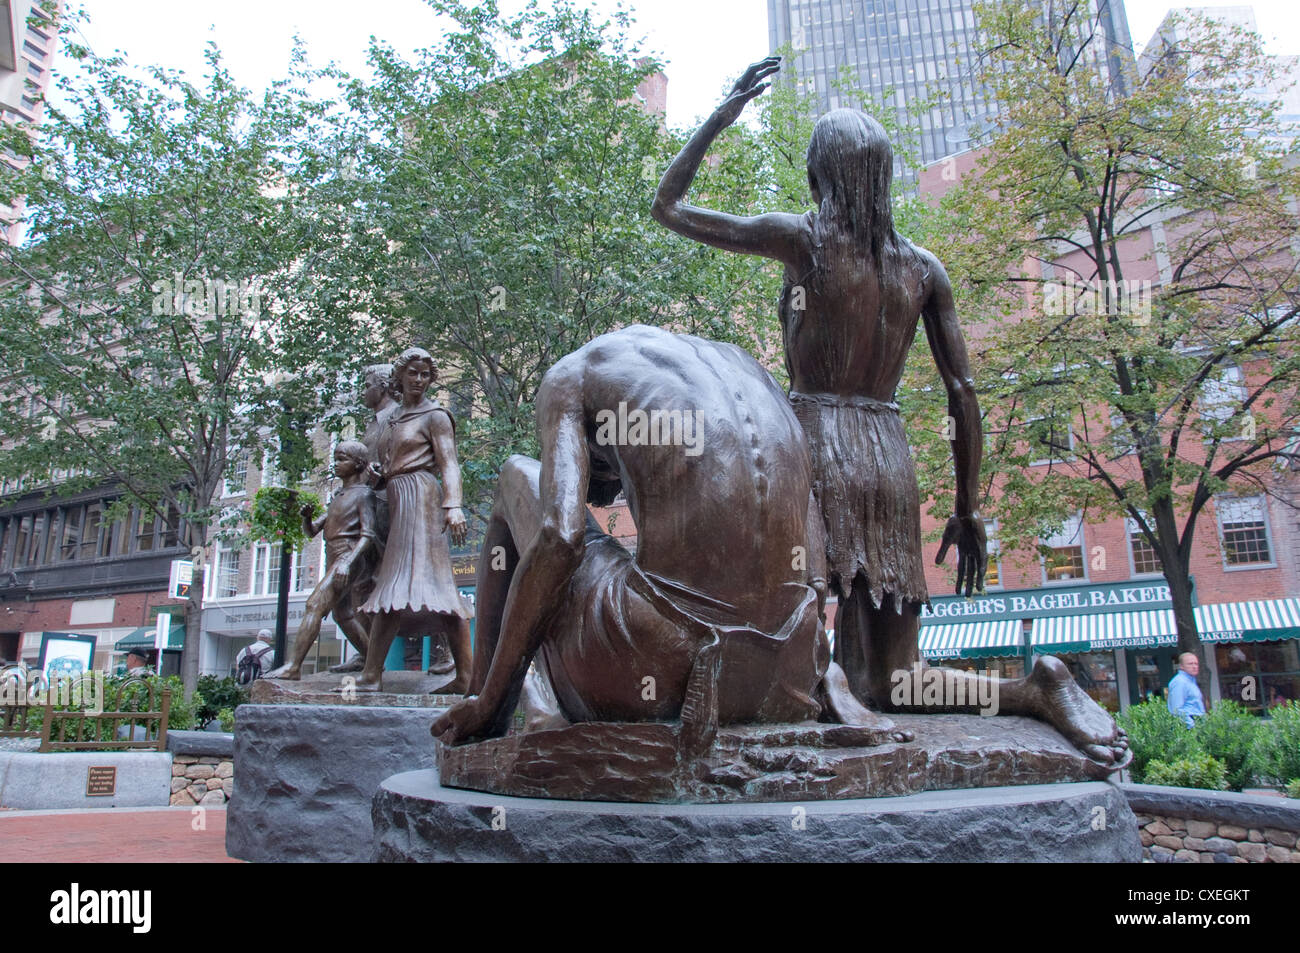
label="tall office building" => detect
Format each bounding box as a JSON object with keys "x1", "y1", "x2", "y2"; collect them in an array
[
  {"x1": 766, "y1": 0, "x2": 1135, "y2": 177},
  {"x1": 1, "y1": 0, "x2": 58, "y2": 244}
]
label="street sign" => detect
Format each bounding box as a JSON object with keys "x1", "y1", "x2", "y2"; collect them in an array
[
  {"x1": 154, "y1": 613, "x2": 170, "y2": 652},
  {"x1": 168, "y1": 559, "x2": 193, "y2": 600}
]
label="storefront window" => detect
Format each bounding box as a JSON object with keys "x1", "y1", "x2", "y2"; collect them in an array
[
  {"x1": 1062, "y1": 651, "x2": 1119, "y2": 712},
  {"x1": 1216, "y1": 641, "x2": 1300, "y2": 713}
]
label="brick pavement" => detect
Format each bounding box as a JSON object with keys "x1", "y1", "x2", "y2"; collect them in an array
[{"x1": 0, "y1": 806, "x2": 242, "y2": 862}]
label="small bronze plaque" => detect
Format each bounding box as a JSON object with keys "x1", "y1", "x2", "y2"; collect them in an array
[{"x1": 86, "y1": 766, "x2": 116, "y2": 797}]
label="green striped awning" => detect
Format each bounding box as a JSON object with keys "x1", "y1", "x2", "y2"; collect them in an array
[
  {"x1": 1031, "y1": 609, "x2": 1178, "y2": 654},
  {"x1": 114, "y1": 625, "x2": 185, "y2": 651},
  {"x1": 919, "y1": 619, "x2": 1025, "y2": 660},
  {"x1": 1193, "y1": 598, "x2": 1300, "y2": 643}
]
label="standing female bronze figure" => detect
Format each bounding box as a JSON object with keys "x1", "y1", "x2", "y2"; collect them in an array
[{"x1": 357, "y1": 347, "x2": 473, "y2": 693}]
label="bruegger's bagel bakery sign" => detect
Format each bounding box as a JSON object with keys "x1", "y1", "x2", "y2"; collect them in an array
[{"x1": 922, "y1": 578, "x2": 1190, "y2": 623}]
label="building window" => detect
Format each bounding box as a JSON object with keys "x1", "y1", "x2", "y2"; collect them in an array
[
  {"x1": 80, "y1": 503, "x2": 103, "y2": 560},
  {"x1": 214, "y1": 545, "x2": 242, "y2": 598},
  {"x1": 1127, "y1": 516, "x2": 1162, "y2": 576},
  {"x1": 1042, "y1": 513, "x2": 1086, "y2": 583},
  {"x1": 984, "y1": 519, "x2": 1002, "y2": 588},
  {"x1": 252, "y1": 542, "x2": 282, "y2": 596},
  {"x1": 1027, "y1": 415, "x2": 1074, "y2": 466},
  {"x1": 1217, "y1": 496, "x2": 1272, "y2": 567},
  {"x1": 223, "y1": 450, "x2": 250, "y2": 498},
  {"x1": 1200, "y1": 363, "x2": 1246, "y2": 433}
]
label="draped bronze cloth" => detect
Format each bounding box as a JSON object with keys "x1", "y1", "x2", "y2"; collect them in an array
[{"x1": 790, "y1": 390, "x2": 928, "y2": 613}]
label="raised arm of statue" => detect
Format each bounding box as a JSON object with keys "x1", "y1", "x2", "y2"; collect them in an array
[{"x1": 651, "y1": 56, "x2": 806, "y2": 267}]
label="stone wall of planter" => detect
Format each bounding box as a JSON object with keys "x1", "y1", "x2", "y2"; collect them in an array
[
  {"x1": 1122, "y1": 783, "x2": 1300, "y2": 863},
  {"x1": 170, "y1": 754, "x2": 233, "y2": 806}
]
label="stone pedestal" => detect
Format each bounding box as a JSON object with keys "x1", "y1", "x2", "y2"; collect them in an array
[
  {"x1": 226, "y1": 702, "x2": 451, "y2": 863},
  {"x1": 373, "y1": 770, "x2": 1140, "y2": 862}
]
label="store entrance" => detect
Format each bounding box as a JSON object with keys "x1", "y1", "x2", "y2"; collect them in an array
[{"x1": 1127, "y1": 647, "x2": 1178, "y2": 705}]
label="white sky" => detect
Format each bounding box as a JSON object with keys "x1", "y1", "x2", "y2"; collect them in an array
[{"x1": 60, "y1": 1, "x2": 1300, "y2": 131}]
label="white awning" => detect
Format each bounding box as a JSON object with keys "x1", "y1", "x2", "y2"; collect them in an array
[
  {"x1": 919, "y1": 619, "x2": 1024, "y2": 659},
  {"x1": 1194, "y1": 598, "x2": 1300, "y2": 643},
  {"x1": 1031, "y1": 609, "x2": 1179, "y2": 651}
]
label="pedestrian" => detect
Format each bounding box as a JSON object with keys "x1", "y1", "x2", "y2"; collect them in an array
[
  {"x1": 1167, "y1": 652, "x2": 1206, "y2": 729},
  {"x1": 235, "y1": 629, "x2": 275, "y2": 686}
]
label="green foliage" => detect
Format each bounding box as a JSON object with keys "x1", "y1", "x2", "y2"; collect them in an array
[
  {"x1": 247, "y1": 487, "x2": 322, "y2": 552},
  {"x1": 927, "y1": 1, "x2": 1300, "y2": 631},
  {"x1": 194, "y1": 674, "x2": 248, "y2": 730},
  {"x1": 1260, "y1": 700, "x2": 1300, "y2": 786},
  {"x1": 218, "y1": 708, "x2": 236, "y2": 733},
  {"x1": 1193, "y1": 701, "x2": 1263, "y2": 792},
  {"x1": 1144, "y1": 754, "x2": 1228, "y2": 791},
  {"x1": 1116, "y1": 697, "x2": 1204, "y2": 783},
  {"x1": 1285, "y1": 778, "x2": 1300, "y2": 800}
]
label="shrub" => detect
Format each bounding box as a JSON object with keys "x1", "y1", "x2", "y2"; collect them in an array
[
  {"x1": 1144, "y1": 754, "x2": 1228, "y2": 790},
  {"x1": 1116, "y1": 697, "x2": 1204, "y2": 782},
  {"x1": 194, "y1": 675, "x2": 248, "y2": 729},
  {"x1": 1193, "y1": 700, "x2": 1264, "y2": 791},
  {"x1": 1260, "y1": 700, "x2": 1300, "y2": 786},
  {"x1": 218, "y1": 707, "x2": 236, "y2": 732}
]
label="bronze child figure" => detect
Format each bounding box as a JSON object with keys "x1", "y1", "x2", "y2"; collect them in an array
[{"x1": 265, "y1": 441, "x2": 377, "y2": 680}]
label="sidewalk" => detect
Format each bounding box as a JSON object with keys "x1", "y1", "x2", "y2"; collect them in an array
[{"x1": 0, "y1": 806, "x2": 242, "y2": 862}]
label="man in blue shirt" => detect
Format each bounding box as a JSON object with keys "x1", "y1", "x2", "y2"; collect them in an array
[{"x1": 1167, "y1": 652, "x2": 1207, "y2": 728}]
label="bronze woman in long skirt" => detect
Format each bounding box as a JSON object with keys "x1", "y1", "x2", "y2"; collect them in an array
[{"x1": 356, "y1": 347, "x2": 473, "y2": 693}]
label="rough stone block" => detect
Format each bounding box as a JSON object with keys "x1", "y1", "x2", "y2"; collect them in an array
[
  {"x1": 184, "y1": 764, "x2": 215, "y2": 780},
  {"x1": 221, "y1": 777, "x2": 234, "y2": 796},
  {"x1": 166, "y1": 730, "x2": 234, "y2": 758},
  {"x1": 1264, "y1": 828, "x2": 1298, "y2": 848},
  {"x1": 1265, "y1": 845, "x2": 1292, "y2": 863},
  {"x1": 170, "y1": 789, "x2": 196, "y2": 806},
  {"x1": 170, "y1": 778, "x2": 189, "y2": 793},
  {"x1": 1134, "y1": 814, "x2": 1152, "y2": 826},
  {"x1": 215, "y1": 761, "x2": 234, "y2": 779},
  {"x1": 1154, "y1": 835, "x2": 1183, "y2": 850},
  {"x1": 187, "y1": 782, "x2": 207, "y2": 797},
  {"x1": 1145, "y1": 820, "x2": 1172, "y2": 837},
  {"x1": 171, "y1": 764, "x2": 187, "y2": 777},
  {"x1": 1150, "y1": 845, "x2": 1173, "y2": 862},
  {"x1": 226, "y1": 703, "x2": 450, "y2": 863},
  {"x1": 1186, "y1": 819, "x2": 1217, "y2": 838},
  {"x1": 198, "y1": 756, "x2": 221, "y2": 765},
  {"x1": 1249, "y1": 829, "x2": 1264, "y2": 842},
  {"x1": 1218, "y1": 824, "x2": 1248, "y2": 840},
  {"x1": 1198, "y1": 851, "x2": 1216, "y2": 863},
  {"x1": 199, "y1": 789, "x2": 225, "y2": 805},
  {"x1": 173, "y1": 754, "x2": 198, "y2": 764},
  {"x1": 1213, "y1": 852, "x2": 1232, "y2": 864},
  {"x1": 1237, "y1": 842, "x2": 1267, "y2": 862},
  {"x1": 1173, "y1": 849, "x2": 1198, "y2": 863},
  {"x1": 1202, "y1": 836, "x2": 1236, "y2": 854},
  {"x1": 1183, "y1": 836, "x2": 1207, "y2": 851},
  {"x1": 373, "y1": 772, "x2": 1141, "y2": 863},
  {"x1": 1139, "y1": 829, "x2": 1154, "y2": 847}
]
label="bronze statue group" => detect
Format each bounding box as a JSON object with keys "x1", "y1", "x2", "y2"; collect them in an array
[{"x1": 277, "y1": 58, "x2": 1129, "y2": 770}]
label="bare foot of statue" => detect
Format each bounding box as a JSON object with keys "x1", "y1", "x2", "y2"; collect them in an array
[
  {"x1": 432, "y1": 675, "x2": 469, "y2": 695},
  {"x1": 1026, "y1": 656, "x2": 1131, "y2": 769},
  {"x1": 263, "y1": 663, "x2": 300, "y2": 681},
  {"x1": 329, "y1": 656, "x2": 365, "y2": 674},
  {"x1": 821, "y1": 662, "x2": 913, "y2": 743}
]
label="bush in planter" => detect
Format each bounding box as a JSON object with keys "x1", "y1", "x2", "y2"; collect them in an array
[
  {"x1": 218, "y1": 707, "x2": 236, "y2": 732},
  {"x1": 1115, "y1": 697, "x2": 1204, "y2": 783},
  {"x1": 1285, "y1": 778, "x2": 1300, "y2": 799},
  {"x1": 1260, "y1": 700, "x2": 1300, "y2": 786},
  {"x1": 194, "y1": 675, "x2": 248, "y2": 730},
  {"x1": 1193, "y1": 700, "x2": 1264, "y2": 791},
  {"x1": 1144, "y1": 754, "x2": 1228, "y2": 790}
]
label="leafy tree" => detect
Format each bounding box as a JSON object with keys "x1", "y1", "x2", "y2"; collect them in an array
[
  {"x1": 0, "y1": 15, "x2": 360, "y2": 690},
  {"x1": 923, "y1": 1, "x2": 1300, "y2": 654}
]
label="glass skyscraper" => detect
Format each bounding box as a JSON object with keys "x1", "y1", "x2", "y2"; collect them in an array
[{"x1": 766, "y1": 0, "x2": 1135, "y2": 176}]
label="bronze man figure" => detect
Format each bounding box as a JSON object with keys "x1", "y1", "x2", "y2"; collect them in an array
[
  {"x1": 652, "y1": 58, "x2": 1127, "y2": 766},
  {"x1": 433, "y1": 325, "x2": 892, "y2": 746}
]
